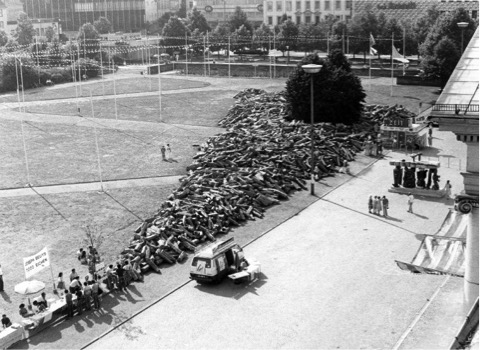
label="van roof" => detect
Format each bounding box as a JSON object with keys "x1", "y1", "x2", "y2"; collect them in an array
[{"x1": 194, "y1": 237, "x2": 236, "y2": 259}]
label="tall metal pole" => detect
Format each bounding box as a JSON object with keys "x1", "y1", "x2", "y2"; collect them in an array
[
  {"x1": 77, "y1": 40, "x2": 82, "y2": 95},
  {"x1": 90, "y1": 90, "x2": 104, "y2": 192},
  {"x1": 228, "y1": 35, "x2": 231, "y2": 78},
  {"x1": 461, "y1": 28, "x2": 465, "y2": 54},
  {"x1": 14, "y1": 56, "x2": 21, "y2": 112},
  {"x1": 310, "y1": 74, "x2": 315, "y2": 195},
  {"x1": 19, "y1": 58, "x2": 26, "y2": 113},
  {"x1": 157, "y1": 45, "x2": 162, "y2": 123},
  {"x1": 35, "y1": 36, "x2": 40, "y2": 85},
  {"x1": 100, "y1": 41, "x2": 105, "y2": 95},
  {"x1": 185, "y1": 32, "x2": 188, "y2": 76},
  {"x1": 112, "y1": 58, "x2": 118, "y2": 120},
  {"x1": 203, "y1": 35, "x2": 206, "y2": 77},
  {"x1": 390, "y1": 32, "x2": 394, "y2": 97},
  {"x1": 20, "y1": 120, "x2": 32, "y2": 186}
]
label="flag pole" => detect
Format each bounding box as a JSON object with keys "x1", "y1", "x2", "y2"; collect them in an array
[
  {"x1": 48, "y1": 249, "x2": 57, "y2": 296},
  {"x1": 391, "y1": 32, "x2": 394, "y2": 97}
]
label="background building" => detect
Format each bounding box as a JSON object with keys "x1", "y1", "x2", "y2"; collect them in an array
[
  {"x1": 195, "y1": 0, "x2": 264, "y2": 27},
  {"x1": 20, "y1": 0, "x2": 145, "y2": 34},
  {"x1": 0, "y1": 1, "x2": 7, "y2": 31},
  {"x1": 354, "y1": 0, "x2": 478, "y2": 22},
  {"x1": 264, "y1": 0, "x2": 353, "y2": 27}
]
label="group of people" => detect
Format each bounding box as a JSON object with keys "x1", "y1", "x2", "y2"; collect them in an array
[
  {"x1": 105, "y1": 260, "x2": 144, "y2": 292},
  {"x1": 160, "y1": 144, "x2": 172, "y2": 161},
  {"x1": 17, "y1": 292, "x2": 49, "y2": 320},
  {"x1": 76, "y1": 246, "x2": 100, "y2": 267},
  {"x1": 368, "y1": 195, "x2": 389, "y2": 217},
  {"x1": 64, "y1": 270, "x2": 103, "y2": 318}
]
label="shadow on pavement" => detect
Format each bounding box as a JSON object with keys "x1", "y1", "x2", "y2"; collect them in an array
[{"x1": 193, "y1": 273, "x2": 268, "y2": 300}]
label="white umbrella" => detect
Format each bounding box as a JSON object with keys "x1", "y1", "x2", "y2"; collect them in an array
[
  {"x1": 15, "y1": 280, "x2": 45, "y2": 295},
  {"x1": 15, "y1": 280, "x2": 46, "y2": 308}
]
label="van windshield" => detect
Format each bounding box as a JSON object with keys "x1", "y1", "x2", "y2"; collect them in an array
[{"x1": 192, "y1": 257, "x2": 211, "y2": 268}]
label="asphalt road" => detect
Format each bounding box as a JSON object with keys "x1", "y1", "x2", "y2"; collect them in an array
[{"x1": 85, "y1": 130, "x2": 468, "y2": 350}]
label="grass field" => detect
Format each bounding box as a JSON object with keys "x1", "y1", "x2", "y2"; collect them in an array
[
  {"x1": 0, "y1": 76, "x2": 209, "y2": 103},
  {"x1": 0, "y1": 73, "x2": 439, "y2": 327},
  {"x1": 23, "y1": 90, "x2": 237, "y2": 126}
]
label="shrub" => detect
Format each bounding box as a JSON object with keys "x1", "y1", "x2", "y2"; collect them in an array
[{"x1": 51, "y1": 72, "x2": 64, "y2": 84}]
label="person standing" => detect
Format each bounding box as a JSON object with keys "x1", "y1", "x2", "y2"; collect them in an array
[
  {"x1": 83, "y1": 282, "x2": 92, "y2": 311},
  {"x1": 76, "y1": 290, "x2": 84, "y2": 316},
  {"x1": 160, "y1": 145, "x2": 166, "y2": 161},
  {"x1": 0, "y1": 264, "x2": 4, "y2": 292},
  {"x1": 65, "y1": 290, "x2": 74, "y2": 319},
  {"x1": 382, "y1": 196, "x2": 389, "y2": 217},
  {"x1": 56, "y1": 272, "x2": 65, "y2": 296},
  {"x1": 91, "y1": 280, "x2": 100, "y2": 310},
  {"x1": 69, "y1": 269, "x2": 78, "y2": 282},
  {"x1": 428, "y1": 123, "x2": 433, "y2": 137},
  {"x1": 444, "y1": 180, "x2": 452, "y2": 199},
  {"x1": 368, "y1": 195, "x2": 373, "y2": 214},
  {"x1": 407, "y1": 193, "x2": 414, "y2": 213},
  {"x1": 166, "y1": 144, "x2": 172, "y2": 160},
  {"x1": 116, "y1": 263, "x2": 127, "y2": 291}
]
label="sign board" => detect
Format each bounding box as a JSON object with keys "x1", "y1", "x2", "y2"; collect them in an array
[
  {"x1": 23, "y1": 247, "x2": 50, "y2": 279},
  {"x1": 383, "y1": 116, "x2": 411, "y2": 128},
  {"x1": 95, "y1": 261, "x2": 105, "y2": 273}
]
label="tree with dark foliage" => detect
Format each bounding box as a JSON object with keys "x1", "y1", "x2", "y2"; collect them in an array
[{"x1": 285, "y1": 50, "x2": 366, "y2": 125}]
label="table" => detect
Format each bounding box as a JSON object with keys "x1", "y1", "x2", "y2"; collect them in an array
[{"x1": 0, "y1": 324, "x2": 26, "y2": 350}]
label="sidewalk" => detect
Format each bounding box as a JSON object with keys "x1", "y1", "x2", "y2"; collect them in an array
[
  {"x1": 11, "y1": 129, "x2": 468, "y2": 349},
  {"x1": 83, "y1": 128, "x2": 468, "y2": 349}
]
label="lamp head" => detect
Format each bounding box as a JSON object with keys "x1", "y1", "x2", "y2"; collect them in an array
[
  {"x1": 302, "y1": 64, "x2": 322, "y2": 74},
  {"x1": 457, "y1": 22, "x2": 468, "y2": 29}
]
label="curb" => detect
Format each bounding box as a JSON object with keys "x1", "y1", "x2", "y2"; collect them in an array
[{"x1": 80, "y1": 154, "x2": 383, "y2": 349}]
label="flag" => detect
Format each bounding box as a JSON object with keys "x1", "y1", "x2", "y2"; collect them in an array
[
  {"x1": 369, "y1": 33, "x2": 377, "y2": 55},
  {"x1": 391, "y1": 44, "x2": 409, "y2": 63}
]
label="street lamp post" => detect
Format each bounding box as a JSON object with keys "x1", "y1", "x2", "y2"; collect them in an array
[
  {"x1": 302, "y1": 64, "x2": 322, "y2": 195},
  {"x1": 457, "y1": 22, "x2": 468, "y2": 54},
  {"x1": 286, "y1": 45, "x2": 289, "y2": 65}
]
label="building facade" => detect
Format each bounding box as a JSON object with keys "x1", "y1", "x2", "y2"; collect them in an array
[
  {"x1": 0, "y1": 1, "x2": 7, "y2": 31},
  {"x1": 21, "y1": 0, "x2": 145, "y2": 33},
  {"x1": 430, "y1": 28, "x2": 479, "y2": 310},
  {"x1": 354, "y1": 0, "x2": 479, "y2": 22},
  {"x1": 195, "y1": 0, "x2": 264, "y2": 27},
  {"x1": 264, "y1": 0, "x2": 352, "y2": 26}
]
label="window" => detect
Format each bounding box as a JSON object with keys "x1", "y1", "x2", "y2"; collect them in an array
[
  {"x1": 268, "y1": 16, "x2": 273, "y2": 25},
  {"x1": 335, "y1": 0, "x2": 341, "y2": 10},
  {"x1": 305, "y1": 16, "x2": 311, "y2": 23},
  {"x1": 472, "y1": 10, "x2": 478, "y2": 19},
  {"x1": 314, "y1": 1, "x2": 320, "y2": 10},
  {"x1": 296, "y1": 1, "x2": 301, "y2": 10},
  {"x1": 346, "y1": 1, "x2": 352, "y2": 9},
  {"x1": 0, "y1": 9, "x2": 3, "y2": 17},
  {"x1": 296, "y1": 16, "x2": 301, "y2": 24},
  {"x1": 286, "y1": 1, "x2": 292, "y2": 11},
  {"x1": 277, "y1": 16, "x2": 283, "y2": 24},
  {"x1": 267, "y1": 1, "x2": 273, "y2": 11},
  {"x1": 315, "y1": 15, "x2": 320, "y2": 23},
  {"x1": 305, "y1": 1, "x2": 310, "y2": 10},
  {"x1": 287, "y1": 16, "x2": 292, "y2": 20},
  {"x1": 324, "y1": 1, "x2": 330, "y2": 10},
  {"x1": 276, "y1": 1, "x2": 282, "y2": 11}
]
